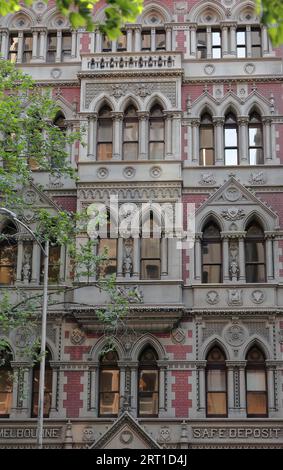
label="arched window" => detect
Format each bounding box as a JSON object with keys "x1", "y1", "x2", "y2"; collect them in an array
[
  {"x1": 0, "y1": 348, "x2": 13, "y2": 418},
  {"x1": 54, "y1": 112, "x2": 66, "y2": 132},
  {"x1": 0, "y1": 222, "x2": 17, "y2": 285},
  {"x1": 245, "y1": 222, "x2": 266, "y2": 283},
  {"x1": 206, "y1": 346, "x2": 227, "y2": 417},
  {"x1": 97, "y1": 106, "x2": 113, "y2": 161},
  {"x1": 31, "y1": 349, "x2": 53, "y2": 418},
  {"x1": 149, "y1": 105, "x2": 165, "y2": 160},
  {"x1": 200, "y1": 113, "x2": 214, "y2": 165},
  {"x1": 249, "y1": 112, "x2": 263, "y2": 165},
  {"x1": 123, "y1": 105, "x2": 139, "y2": 161},
  {"x1": 224, "y1": 112, "x2": 238, "y2": 165},
  {"x1": 138, "y1": 347, "x2": 159, "y2": 417},
  {"x1": 99, "y1": 350, "x2": 120, "y2": 416},
  {"x1": 246, "y1": 346, "x2": 267, "y2": 417},
  {"x1": 141, "y1": 211, "x2": 161, "y2": 280},
  {"x1": 201, "y1": 222, "x2": 222, "y2": 283},
  {"x1": 98, "y1": 212, "x2": 117, "y2": 277},
  {"x1": 40, "y1": 242, "x2": 61, "y2": 284}
]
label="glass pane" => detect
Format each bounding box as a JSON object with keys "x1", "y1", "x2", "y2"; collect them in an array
[
  {"x1": 200, "y1": 148, "x2": 214, "y2": 166},
  {"x1": 47, "y1": 34, "x2": 57, "y2": 49},
  {"x1": 117, "y1": 33, "x2": 127, "y2": 50},
  {"x1": 247, "y1": 392, "x2": 267, "y2": 415},
  {"x1": 202, "y1": 242, "x2": 221, "y2": 264},
  {"x1": 23, "y1": 35, "x2": 32, "y2": 50},
  {"x1": 225, "y1": 127, "x2": 237, "y2": 147},
  {"x1": 225, "y1": 149, "x2": 238, "y2": 165},
  {"x1": 124, "y1": 121, "x2": 138, "y2": 141},
  {"x1": 99, "y1": 239, "x2": 117, "y2": 258},
  {"x1": 62, "y1": 34, "x2": 72, "y2": 49},
  {"x1": 212, "y1": 47, "x2": 221, "y2": 59},
  {"x1": 150, "y1": 120, "x2": 164, "y2": 141},
  {"x1": 207, "y1": 369, "x2": 226, "y2": 391},
  {"x1": 98, "y1": 120, "x2": 113, "y2": 141},
  {"x1": 142, "y1": 32, "x2": 151, "y2": 50},
  {"x1": 212, "y1": 31, "x2": 221, "y2": 46},
  {"x1": 245, "y1": 241, "x2": 265, "y2": 263},
  {"x1": 200, "y1": 127, "x2": 214, "y2": 147},
  {"x1": 249, "y1": 126, "x2": 263, "y2": 146},
  {"x1": 97, "y1": 143, "x2": 113, "y2": 161},
  {"x1": 141, "y1": 260, "x2": 160, "y2": 279},
  {"x1": 9, "y1": 35, "x2": 18, "y2": 51},
  {"x1": 141, "y1": 238, "x2": 160, "y2": 258},
  {"x1": 252, "y1": 29, "x2": 261, "y2": 45},
  {"x1": 207, "y1": 392, "x2": 226, "y2": 415},
  {"x1": 249, "y1": 148, "x2": 263, "y2": 165},
  {"x1": 252, "y1": 46, "x2": 261, "y2": 58},
  {"x1": 149, "y1": 142, "x2": 164, "y2": 160},
  {"x1": 156, "y1": 32, "x2": 166, "y2": 50},
  {"x1": 139, "y1": 392, "x2": 158, "y2": 415},
  {"x1": 100, "y1": 369, "x2": 119, "y2": 392},
  {"x1": 139, "y1": 370, "x2": 158, "y2": 392},
  {"x1": 237, "y1": 47, "x2": 246, "y2": 58},
  {"x1": 237, "y1": 31, "x2": 246, "y2": 45},
  {"x1": 123, "y1": 142, "x2": 138, "y2": 160},
  {"x1": 247, "y1": 370, "x2": 266, "y2": 391},
  {"x1": 202, "y1": 264, "x2": 221, "y2": 283},
  {"x1": 246, "y1": 264, "x2": 266, "y2": 283},
  {"x1": 197, "y1": 31, "x2": 206, "y2": 46},
  {"x1": 0, "y1": 371, "x2": 12, "y2": 415}
]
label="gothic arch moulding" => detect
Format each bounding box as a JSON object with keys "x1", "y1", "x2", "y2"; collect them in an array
[
  {"x1": 7, "y1": 9, "x2": 35, "y2": 29},
  {"x1": 90, "y1": 95, "x2": 116, "y2": 113},
  {"x1": 130, "y1": 334, "x2": 167, "y2": 361},
  {"x1": 145, "y1": 93, "x2": 171, "y2": 112},
  {"x1": 89, "y1": 336, "x2": 126, "y2": 362},
  {"x1": 187, "y1": 0, "x2": 226, "y2": 24},
  {"x1": 200, "y1": 336, "x2": 231, "y2": 361},
  {"x1": 241, "y1": 336, "x2": 272, "y2": 361},
  {"x1": 139, "y1": 3, "x2": 172, "y2": 24},
  {"x1": 231, "y1": 1, "x2": 260, "y2": 24}
]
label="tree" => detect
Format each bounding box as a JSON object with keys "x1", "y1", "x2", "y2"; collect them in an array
[
  {"x1": 0, "y1": 59, "x2": 139, "y2": 370},
  {"x1": 0, "y1": 0, "x2": 144, "y2": 39},
  {"x1": 255, "y1": 0, "x2": 283, "y2": 47}
]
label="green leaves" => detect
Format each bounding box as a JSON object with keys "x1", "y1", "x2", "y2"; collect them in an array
[{"x1": 255, "y1": 0, "x2": 283, "y2": 46}]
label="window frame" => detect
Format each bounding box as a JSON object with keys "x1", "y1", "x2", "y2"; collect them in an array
[
  {"x1": 98, "y1": 351, "x2": 120, "y2": 417},
  {"x1": 148, "y1": 105, "x2": 165, "y2": 160},
  {"x1": 31, "y1": 349, "x2": 53, "y2": 418},
  {"x1": 97, "y1": 106, "x2": 113, "y2": 161},
  {"x1": 246, "y1": 348, "x2": 268, "y2": 418},
  {"x1": 123, "y1": 105, "x2": 139, "y2": 161},
  {"x1": 138, "y1": 348, "x2": 159, "y2": 418},
  {"x1": 245, "y1": 222, "x2": 266, "y2": 283},
  {"x1": 201, "y1": 223, "x2": 222, "y2": 284},
  {"x1": 224, "y1": 113, "x2": 239, "y2": 166},
  {"x1": 206, "y1": 347, "x2": 228, "y2": 418},
  {"x1": 211, "y1": 29, "x2": 222, "y2": 59},
  {"x1": 199, "y1": 113, "x2": 215, "y2": 166},
  {"x1": 236, "y1": 28, "x2": 247, "y2": 58},
  {"x1": 248, "y1": 112, "x2": 264, "y2": 165}
]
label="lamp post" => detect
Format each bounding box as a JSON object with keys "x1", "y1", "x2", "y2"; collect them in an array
[{"x1": 0, "y1": 207, "x2": 49, "y2": 449}]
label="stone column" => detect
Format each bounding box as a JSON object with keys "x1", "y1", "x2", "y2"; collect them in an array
[
  {"x1": 263, "y1": 118, "x2": 272, "y2": 161},
  {"x1": 31, "y1": 242, "x2": 40, "y2": 284},
  {"x1": 16, "y1": 240, "x2": 24, "y2": 283},
  {"x1": 16, "y1": 31, "x2": 24, "y2": 64},
  {"x1": 206, "y1": 27, "x2": 212, "y2": 59},
  {"x1": 164, "y1": 112, "x2": 173, "y2": 159},
  {"x1": 262, "y1": 25, "x2": 269, "y2": 56},
  {"x1": 127, "y1": 29, "x2": 133, "y2": 52},
  {"x1": 172, "y1": 112, "x2": 182, "y2": 160},
  {"x1": 87, "y1": 114, "x2": 97, "y2": 159},
  {"x1": 165, "y1": 26, "x2": 172, "y2": 51},
  {"x1": 151, "y1": 28, "x2": 156, "y2": 52},
  {"x1": 161, "y1": 237, "x2": 168, "y2": 278},
  {"x1": 222, "y1": 236, "x2": 230, "y2": 282},
  {"x1": 157, "y1": 362, "x2": 167, "y2": 416},
  {"x1": 214, "y1": 118, "x2": 224, "y2": 165},
  {"x1": 59, "y1": 245, "x2": 66, "y2": 283},
  {"x1": 238, "y1": 235, "x2": 246, "y2": 282},
  {"x1": 112, "y1": 112, "x2": 123, "y2": 160},
  {"x1": 186, "y1": 121, "x2": 193, "y2": 163},
  {"x1": 118, "y1": 364, "x2": 126, "y2": 403},
  {"x1": 89, "y1": 364, "x2": 98, "y2": 414},
  {"x1": 71, "y1": 30, "x2": 77, "y2": 58},
  {"x1": 190, "y1": 24, "x2": 197, "y2": 57},
  {"x1": 238, "y1": 117, "x2": 249, "y2": 164},
  {"x1": 266, "y1": 363, "x2": 275, "y2": 412},
  {"x1": 117, "y1": 237, "x2": 124, "y2": 279},
  {"x1": 31, "y1": 30, "x2": 38, "y2": 59},
  {"x1": 10, "y1": 363, "x2": 31, "y2": 418},
  {"x1": 194, "y1": 234, "x2": 202, "y2": 282},
  {"x1": 246, "y1": 26, "x2": 252, "y2": 57},
  {"x1": 95, "y1": 31, "x2": 101, "y2": 53},
  {"x1": 221, "y1": 25, "x2": 228, "y2": 56},
  {"x1": 49, "y1": 364, "x2": 59, "y2": 416},
  {"x1": 265, "y1": 235, "x2": 274, "y2": 281},
  {"x1": 56, "y1": 30, "x2": 62, "y2": 62},
  {"x1": 0, "y1": 29, "x2": 8, "y2": 59},
  {"x1": 134, "y1": 27, "x2": 141, "y2": 52},
  {"x1": 230, "y1": 24, "x2": 237, "y2": 57},
  {"x1": 239, "y1": 363, "x2": 246, "y2": 415},
  {"x1": 130, "y1": 363, "x2": 138, "y2": 416},
  {"x1": 227, "y1": 364, "x2": 234, "y2": 415},
  {"x1": 39, "y1": 30, "x2": 46, "y2": 60},
  {"x1": 198, "y1": 363, "x2": 206, "y2": 413},
  {"x1": 132, "y1": 237, "x2": 140, "y2": 279},
  {"x1": 137, "y1": 112, "x2": 149, "y2": 160},
  {"x1": 191, "y1": 119, "x2": 200, "y2": 164}
]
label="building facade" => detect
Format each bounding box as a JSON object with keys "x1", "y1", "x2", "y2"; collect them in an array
[{"x1": 0, "y1": 0, "x2": 283, "y2": 448}]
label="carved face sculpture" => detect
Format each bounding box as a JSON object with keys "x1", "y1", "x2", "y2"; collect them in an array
[
  {"x1": 159, "y1": 427, "x2": 170, "y2": 442},
  {"x1": 82, "y1": 427, "x2": 95, "y2": 442}
]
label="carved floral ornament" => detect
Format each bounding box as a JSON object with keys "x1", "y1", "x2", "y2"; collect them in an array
[
  {"x1": 221, "y1": 208, "x2": 245, "y2": 221},
  {"x1": 251, "y1": 290, "x2": 265, "y2": 304},
  {"x1": 206, "y1": 290, "x2": 219, "y2": 305},
  {"x1": 70, "y1": 328, "x2": 86, "y2": 345},
  {"x1": 223, "y1": 323, "x2": 247, "y2": 347}
]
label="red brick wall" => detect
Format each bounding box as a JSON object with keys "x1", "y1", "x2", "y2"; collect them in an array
[
  {"x1": 52, "y1": 196, "x2": 77, "y2": 212},
  {"x1": 172, "y1": 371, "x2": 192, "y2": 418},
  {"x1": 63, "y1": 371, "x2": 84, "y2": 418}
]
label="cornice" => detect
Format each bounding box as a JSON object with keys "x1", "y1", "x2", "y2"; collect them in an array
[
  {"x1": 78, "y1": 70, "x2": 183, "y2": 80},
  {"x1": 183, "y1": 76, "x2": 283, "y2": 84}
]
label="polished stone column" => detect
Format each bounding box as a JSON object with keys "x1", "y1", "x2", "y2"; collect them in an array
[
  {"x1": 266, "y1": 364, "x2": 276, "y2": 412},
  {"x1": 238, "y1": 235, "x2": 246, "y2": 282},
  {"x1": 39, "y1": 30, "x2": 46, "y2": 60},
  {"x1": 16, "y1": 240, "x2": 24, "y2": 283},
  {"x1": 246, "y1": 26, "x2": 252, "y2": 57},
  {"x1": 198, "y1": 363, "x2": 206, "y2": 413},
  {"x1": 130, "y1": 364, "x2": 138, "y2": 416},
  {"x1": 117, "y1": 237, "x2": 124, "y2": 279},
  {"x1": 164, "y1": 111, "x2": 173, "y2": 159},
  {"x1": 239, "y1": 363, "x2": 246, "y2": 415},
  {"x1": 265, "y1": 235, "x2": 274, "y2": 281},
  {"x1": 238, "y1": 117, "x2": 249, "y2": 164},
  {"x1": 161, "y1": 237, "x2": 168, "y2": 277},
  {"x1": 263, "y1": 118, "x2": 272, "y2": 161},
  {"x1": 191, "y1": 119, "x2": 200, "y2": 163},
  {"x1": 137, "y1": 112, "x2": 149, "y2": 160},
  {"x1": 55, "y1": 30, "x2": 62, "y2": 62},
  {"x1": 165, "y1": 26, "x2": 172, "y2": 51},
  {"x1": 222, "y1": 236, "x2": 230, "y2": 282},
  {"x1": 222, "y1": 25, "x2": 228, "y2": 56},
  {"x1": 206, "y1": 27, "x2": 212, "y2": 59},
  {"x1": 31, "y1": 242, "x2": 41, "y2": 284},
  {"x1": 112, "y1": 112, "x2": 123, "y2": 160},
  {"x1": 127, "y1": 29, "x2": 133, "y2": 52},
  {"x1": 134, "y1": 27, "x2": 141, "y2": 52},
  {"x1": 190, "y1": 24, "x2": 197, "y2": 57},
  {"x1": 151, "y1": 28, "x2": 156, "y2": 52},
  {"x1": 230, "y1": 24, "x2": 237, "y2": 57},
  {"x1": 87, "y1": 114, "x2": 97, "y2": 159},
  {"x1": 32, "y1": 30, "x2": 38, "y2": 59},
  {"x1": 0, "y1": 29, "x2": 8, "y2": 59},
  {"x1": 194, "y1": 234, "x2": 202, "y2": 282},
  {"x1": 214, "y1": 118, "x2": 224, "y2": 165},
  {"x1": 16, "y1": 31, "x2": 24, "y2": 64}
]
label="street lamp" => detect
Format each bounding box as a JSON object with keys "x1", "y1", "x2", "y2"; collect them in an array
[{"x1": 0, "y1": 207, "x2": 49, "y2": 449}]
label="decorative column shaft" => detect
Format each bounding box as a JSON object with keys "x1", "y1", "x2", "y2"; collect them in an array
[
  {"x1": 87, "y1": 114, "x2": 97, "y2": 159},
  {"x1": 186, "y1": 122, "x2": 193, "y2": 163},
  {"x1": 95, "y1": 31, "x2": 101, "y2": 52},
  {"x1": 134, "y1": 27, "x2": 141, "y2": 52},
  {"x1": 263, "y1": 118, "x2": 272, "y2": 161},
  {"x1": 267, "y1": 365, "x2": 275, "y2": 412},
  {"x1": 230, "y1": 24, "x2": 236, "y2": 56},
  {"x1": 117, "y1": 237, "x2": 123, "y2": 279},
  {"x1": 151, "y1": 28, "x2": 156, "y2": 52},
  {"x1": 16, "y1": 31, "x2": 24, "y2": 63},
  {"x1": 227, "y1": 366, "x2": 234, "y2": 413},
  {"x1": 137, "y1": 112, "x2": 149, "y2": 160},
  {"x1": 222, "y1": 236, "x2": 230, "y2": 281},
  {"x1": 246, "y1": 26, "x2": 252, "y2": 57},
  {"x1": 164, "y1": 112, "x2": 173, "y2": 159},
  {"x1": 157, "y1": 364, "x2": 166, "y2": 415},
  {"x1": 222, "y1": 26, "x2": 228, "y2": 56},
  {"x1": 214, "y1": 118, "x2": 224, "y2": 165},
  {"x1": 206, "y1": 27, "x2": 212, "y2": 59},
  {"x1": 71, "y1": 30, "x2": 77, "y2": 58},
  {"x1": 265, "y1": 236, "x2": 274, "y2": 280},
  {"x1": 161, "y1": 237, "x2": 168, "y2": 277},
  {"x1": 191, "y1": 120, "x2": 200, "y2": 163},
  {"x1": 239, "y1": 365, "x2": 246, "y2": 413},
  {"x1": 16, "y1": 240, "x2": 24, "y2": 283},
  {"x1": 31, "y1": 242, "x2": 40, "y2": 284},
  {"x1": 56, "y1": 30, "x2": 62, "y2": 62},
  {"x1": 190, "y1": 24, "x2": 197, "y2": 57},
  {"x1": 172, "y1": 112, "x2": 182, "y2": 160},
  {"x1": 238, "y1": 236, "x2": 246, "y2": 282},
  {"x1": 39, "y1": 30, "x2": 46, "y2": 60},
  {"x1": 132, "y1": 237, "x2": 140, "y2": 279},
  {"x1": 0, "y1": 29, "x2": 8, "y2": 59},
  {"x1": 112, "y1": 112, "x2": 123, "y2": 160},
  {"x1": 49, "y1": 366, "x2": 59, "y2": 416},
  {"x1": 198, "y1": 366, "x2": 206, "y2": 412},
  {"x1": 32, "y1": 30, "x2": 38, "y2": 59},
  {"x1": 194, "y1": 235, "x2": 202, "y2": 282},
  {"x1": 130, "y1": 364, "x2": 138, "y2": 416},
  {"x1": 59, "y1": 246, "x2": 66, "y2": 283},
  {"x1": 262, "y1": 25, "x2": 269, "y2": 56},
  {"x1": 239, "y1": 117, "x2": 249, "y2": 164},
  {"x1": 127, "y1": 29, "x2": 133, "y2": 52},
  {"x1": 165, "y1": 27, "x2": 172, "y2": 51}
]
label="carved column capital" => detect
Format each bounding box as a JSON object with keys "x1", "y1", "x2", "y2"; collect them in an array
[{"x1": 111, "y1": 111, "x2": 124, "y2": 121}]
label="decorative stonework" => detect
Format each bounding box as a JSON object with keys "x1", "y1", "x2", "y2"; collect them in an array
[
  {"x1": 174, "y1": 1, "x2": 188, "y2": 14},
  {"x1": 82, "y1": 426, "x2": 96, "y2": 442},
  {"x1": 221, "y1": 208, "x2": 245, "y2": 221},
  {"x1": 204, "y1": 64, "x2": 215, "y2": 75},
  {"x1": 223, "y1": 323, "x2": 247, "y2": 347},
  {"x1": 70, "y1": 328, "x2": 86, "y2": 345},
  {"x1": 32, "y1": 1, "x2": 48, "y2": 14},
  {"x1": 50, "y1": 68, "x2": 62, "y2": 79},
  {"x1": 85, "y1": 82, "x2": 177, "y2": 108},
  {"x1": 150, "y1": 166, "x2": 162, "y2": 178},
  {"x1": 171, "y1": 327, "x2": 186, "y2": 344},
  {"x1": 123, "y1": 167, "x2": 136, "y2": 179},
  {"x1": 97, "y1": 167, "x2": 109, "y2": 179},
  {"x1": 229, "y1": 242, "x2": 239, "y2": 282},
  {"x1": 119, "y1": 430, "x2": 134, "y2": 445},
  {"x1": 116, "y1": 285, "x2": 143, "y2": 303},
  {"x1": 199, "y1": 173, "x2": 216, "y2": 185},
  {"x1": 251, "y1": 290, "x2": 265, "y2": 304},
  {"x1": 158, "y1": 426, "x2": 171, "y2": 445},
  {"x1": 123, "y1": 239, "x2": 133, "y2": 277},
  {"x1": 23, "y1": 189, "x2": 37, "y2": 205},
  {"x1": 48, "y1": 174, "x2": 64, "y2": 189},
  {"x1": 244, "y1": 63, "x2": 256, "y2": 75},
  {"x1": 206, "y1": 291, "x2": 219, "y2": 305},
  {"x1": 249, "y1": 172, "x2": 266, "y2": 185},
  {"x1": 224, "y1": 187, "x2": 241, "y2": 202},
  {"x1": 227, "y1": 289, "x2": 243, "y2": 306},
  {"x1": 78, "y1": 183, "x2": 181, "y2": 202},
  {"x1": 11, "y1": 326, "x2": 35, "y2": 349}
]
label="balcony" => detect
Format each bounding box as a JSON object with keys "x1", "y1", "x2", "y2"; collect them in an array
[{"x1": 80, "y1": 52, "x2": 182, "y2": 74}]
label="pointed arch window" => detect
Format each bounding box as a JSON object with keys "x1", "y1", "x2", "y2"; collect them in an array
[
  {"x1": 0, "y1": 348, "x2": 13, "y2": 418},
  {"x1": 31, "y1": 349, "x2": 53, "y2": 418},
  {"x1": 99, "y1": 350, "x2": 120, "y2": 416},
  {"x1": 0, "y1": 222, "x2": 17, "y2": 285},
  {"x1": 141, "y1": 211, "x2": 161, "y2": 280},
  {"x1": 138, "y1": 347, "x2": 159, "y2": 417},
  {"x1": 201, "y1": 222, "x2": 222, "y2": 283},
  {"x1": 200, "y1": 113, "x2": 214, "y2": 165},
  {"x1": 97, "y1": 106, "x2": 113, "y2": 161},
  {"x1": 123, "y1": 105, "x2": 139, "y2": 161},
  {"x1": 246, "y1": 347, "x2": 267, "y2": 417},
  {"x1": 224, "y1": 112, "x2": 238, "y2": 165},
  {"x1": 206, "y1": 346, "x2": 227, "y2": 417},
  {"x1": 249, "y1": 112, "x2": 263, "y2": 165},
  {"x1": 245, "y1": 222, "x2": 266, "y2": 283},
  {"x1": 149, "y1": 105, "x2": 165, "y2": 160}
]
